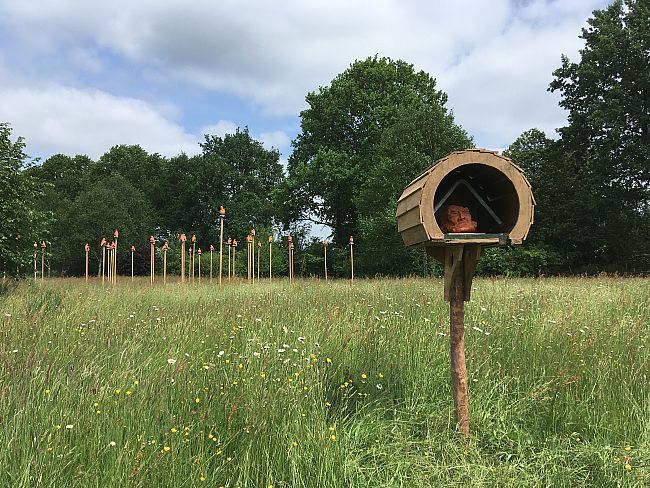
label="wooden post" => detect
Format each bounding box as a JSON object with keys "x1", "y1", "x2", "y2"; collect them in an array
[
  {"x1": 198, "y1": 248, "x2": 202, "y2": 284},
  {"x1": 227, "y1": 238, "x2": 232, "y2": 281},
  {"x1": 209, "y1": 244, "x2": 214, "y2": 283},
  {"x1": 257, "y1": 241, "x2": 261, "y2": 281},
  {"x1": 251, "y1": 228, "x2": 256, "y2": 285},
  {"x1": 101, "y1": 238, "x2": 106, "y2": 285},
  {"x1": 113, "y1": 230, "x2": 119, "y2": 285},
  {"x1": 323, "y1": 239, "x2": 328, "y2": 281},
  {"x1": 162, "y1": 242, "x2": 168, "y2": 286},
  {"x1": 191, "y1": 235, "x2": 196, "y2": 284},
  {"x1": 349, "y1": 236, "x2": 354, "y2": 284},
  {"x1": 33, "y1": 242, "x2": 37, "y2": 284},
  {"x1": 150, "y1": 236, "x2": 155, "y2": 285},
  {"x1": 246, "y1": 234, "x2": 252, "y2": 284},
  {"x1": 188, "y1": 246, "x2": 193, "y2": 285},
  {"x1": 40, "y1": 241, "x2": 46, "y2": 287},
  {"x1": 180, "y1": 234, "x2": 186, "y2": 284},
  {"x1": 268, "y1": 235, "x2": 273, "y2": 283},
  {"x1": 288, "y1": 236, "x2": 293, "y2": 284},
  {"x1": 232, "y1": 239, "x2": 237, "y2": 279},
  {"x1": 131, "y1": 245, "x2": 135, "y2": 282},
  {"x1": 219, "y1": 207, "x2": 225, "y2": 287},
  {"x1": 85, "y1": 243, "x2": 90, "y2": 283}
]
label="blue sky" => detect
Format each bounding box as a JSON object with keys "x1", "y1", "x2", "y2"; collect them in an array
[{"x1": 0, "y1": 0, "x2": 610, "y2": 165}]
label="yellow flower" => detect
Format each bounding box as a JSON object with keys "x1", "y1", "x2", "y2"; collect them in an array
[
  {"x1": 625, "y1": 462, "x2": 632, "y2": 471},
  {"x1": 95, "y1": 410, "x2": 101, "y2": 414},
  {"x1": 325, "y1": 357, "x2": 332, "y2": 364},
  {"x1": 114, "y1": 389, "x2": 121, "y2": 395},
  {"x1": 126, "y1": 390, "x2": 133, "y2": 396},
  {"x1": 195, "y1": 397, "x2": 201, "y2": 404},
  {"x1": 260, "y1": 372, "x2": 266, "y2": 379},
  {"x1": 171, "y1": 428, "x2": 178, "y2": 433},
  {"x1": 93, "y1": 402, "x2": 99, "y2": 407},
  {"x1": 133, "y1": 379, "x2": 139, "y2": 385},
  {"x1": 330, "y1": 434, "x2": 337, "y2": 441},
  {"x1": 162, "y1": 446, "x2": 171, "y2": 452},
  {"x1": 44, "y1": 389, "x2": 50, "y2": 394},
  {"x1": 328, "y1": 426, "x2": 335, "y2": 431},
  {"x1": 378, "y1": 372, "x2": 384, "y2": 379},
  {"x1": 292, "y1": 441, "x2": 298, "y2": 447},
  {"x1": 199, "y1": 474, "x2": 206, "y2": 481},
  {"x1": 208, "y1": 433, "x2": 213, "y2": 439},
  {"x1": 624, "y1": 446, "x2": 632, "y2": 451},
  {"x1": 361, "y1": 373, "x2": 367, "y2": 380}
]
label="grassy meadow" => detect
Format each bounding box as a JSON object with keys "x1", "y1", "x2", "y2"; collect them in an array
[{"x1": 0, "y1": 275, "x2": 648, "y2": 487}]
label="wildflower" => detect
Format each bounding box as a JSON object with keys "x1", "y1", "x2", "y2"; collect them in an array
[
  {"x1": 378, "y1": 372, "x2": 384, "y2": 379},
  {"x1": 167, "y1": 358, "x2": 177, "y2": 365},
  {"x1": 625, "y1": 462, "x2": 632, "y2": 471},
  {"x1": 260, "y1": 372, "x2": 267, "y2": 379},
  {"x1": 170, "y1": 428, "x2": 178, "y2": 433},
  {"x1": 328, "y1": 426, "x2": 335, "y2": 432},
  {"x1": 109, "y1": 441, "x2": 116, "y2": 447},
  {"x1": 65, "y1": 424, "x2": 73, "y2": 429},
  {"x1": 624, "y1": 446, "x2": 632, "y2": 451},
  {"x1": 133, "y1": 379, "x2": 139, "y2": 385},
  {"x1": 195, "y1": 397, "x2": 201, "y2": 404},
  {"x1": 44, "y1": 389, "x2": 50, "y2": 395},
  {"x1": 126, "y1": 390, "x2": 133, "y2": 395},
  {"x1": 292, "y1": 441, "x2": 298, "y2": 447},
  {"x1": 361, "y1": 373, "x2": 367, "y2": 380},
  {"x1": 162, "y1": 446, "x2": 171, "y2": 453},
  {"x1": 330, "y1": 434, "x2": 337, "y2": 442},
  {"x1": 199, "y1": 474, "x2": 206, "y2": 481},
  {"x1": 114, "y1": 389, "x2": 121, "y2": 395}
]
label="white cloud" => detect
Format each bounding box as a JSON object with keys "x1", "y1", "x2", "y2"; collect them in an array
[
  {"x1": 258, "y1": 131, "x2": 290, "y2": 151},
  {"x1": 199, "y1": 120, "x2": 239, "y2": 139},
  {"x1": 0, "y1": 0, "x2": 610, "y2": 153},
  {"x1": 0, "y1": 85, "x2": 200, "y2": 159}
]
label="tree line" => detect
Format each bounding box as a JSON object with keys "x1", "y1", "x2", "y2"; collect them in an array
[{"x1": 1, "y1": 0, "x2": 648, "y2": 277}]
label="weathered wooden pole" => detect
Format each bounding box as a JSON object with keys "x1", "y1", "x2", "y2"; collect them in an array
[
  {"x1": 323, "y1": 239, "x2": 328, "y2": 281},
  {"x1": 162, "y1": 242, "x2": 168, "y2": 286},
  {"x1": 110, "y1": 241, "x2": 116, "y2": 285},
  {"x1": 251, "y1": 228, "x2": 256, "y2": 285},
  {"x1": 85, "y1": 243, "x2": 90, "y2": 283},
  {"x1": 33, "y1": 242, "x2": 38, "y2": 284},
  {"x1": 219, "y1": 206, "x2": 225, "y2": 288},
  {"x1": 349, "y1": 235, "x2": 354, "y2": 284},
  {"x1": 227, "y1": 238, "x2": 232, "y2": 281},
  {"x1": 246, "y1": 234, "x2": 252, "y2": 284},
  {"x1": 191, "y1": 235, "x2": 196, "y2": 284},
  {"x1": 209, "y1": 244, "x2": 214, "y2": 283},
  {"x1": 130, "y1": 245, "x2": 135, "y2": 282},
  {"x1": 150, "y1": 236, "x2": 155, "y2": 285},
  {"x1": 288, "y1": 236, "x2": 293, "y2": 284},
  {"x1": 268, "y1": 235, "x2": 273, "y2": 283},
  {"x1": 232, "y1": 239, "x2": 237, "y2": 279},
  {"x1": 113, "y1": 230, "x2": 119, "y2": 285},
  {"x1": 40, "y1": 241, "x2": 46, "y2": 287},
  {"x1": 188, "y1": 246, "x2": 193, "y2": 285},
  {"x1": 101, "y1": 238, "x2": 106, "y2": 286},
  {"x1": 180, "y1": 233, "x2": 187, "y2": 284},
  {"x1": 257, "y1": 241, "x2": 261, "y2": 281},
  {"x1": 198, "y1": 248, "x2": 202, "y2": 284}
]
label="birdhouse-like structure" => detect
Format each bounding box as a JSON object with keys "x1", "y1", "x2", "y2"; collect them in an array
[
  {"x1": 397, "y1": 148, "x2": 535, "y2": 249},
  {"x1": 395, "y1": 148, "x2": 535, "y2": 436}
]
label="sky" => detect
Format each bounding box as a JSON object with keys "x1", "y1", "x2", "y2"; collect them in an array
[{"x1": 0, "y1": 0, "x2": 610, "y2": 165}]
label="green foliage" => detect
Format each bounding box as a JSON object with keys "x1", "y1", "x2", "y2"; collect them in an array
[
  {"x1": 281, "y1": 56, "x2": 471, "y2": 254},
  {"x1": 0, "y1": 123, "x2": 51, "y2": 276},
  {"x1": 549, "y1": 0, "x2": 650, "y2": 270},
  {"x1": 476, "y1": 246, "x2": 562, "y2": 276}
]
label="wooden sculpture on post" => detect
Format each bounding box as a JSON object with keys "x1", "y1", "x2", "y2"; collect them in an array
[
  {"x1": 219, "y1": 206, "x2": 225, "y2": 287},
  {"x1": 227, "y1": 238, "x2": 232, "y2": 281},
  {"x1": 349, "y1": 236, "x2": 354, "y2": 284},
  {"x1": 85, "y1": 243, "x2": 90, "y2": 283},
  {"x1": 33, "y1": 242, "x2": 38, "y2": 284},
  {"x1": 191, "y1": 235, "x2": 197, "y2": 284},
  {"x1": 323, "y1": 239, "x2": 328, "y2": 281},
  {"x1": 232, "y1": 239, "x2": 238, "y2": 278},
  {"x1": 162, "y1": 241, "x2": 168, "y2": 286},
  {"x1": 396, "y1": 149, "x2": 535, "y2": 436},
  {"x1": 180, "y1": 233, "x2": 187, "y2": 284},
  {"x1": 113, "y1": 230, "x2": 119, "y2": 284},
  {"x1": 197, "y1": 248, "x2": 202, "y2": 284},
  {"x1": 251, "y1": 228, "x2": 256, "y2": 285},
  {"x1": 40, "y1": 241, "x2": 46, "y2": 287},
  {"x1": 209, "y1": 244, "x2": 214, "y2": 283},
  {"x1": 268, "y1": 235, "x2": 273, "y2": 283},
  {"x1": 149, "y1": 236, "x2": 156, "y2": 285},
  {"x1": 130, "y1": 245, "x2": 135, "y2": 282},
  {"x1": 100, "y1": 238, "x2": 106, "y2": 285}
]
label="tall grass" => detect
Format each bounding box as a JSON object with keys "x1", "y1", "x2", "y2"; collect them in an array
[{"x1": 0, "y1": 276, "x2": 648, "y2": 487}]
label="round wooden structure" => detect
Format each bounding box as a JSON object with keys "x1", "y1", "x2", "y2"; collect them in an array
[{"x1": 396, "y1": 149, "x2": 535, "y2": 247}]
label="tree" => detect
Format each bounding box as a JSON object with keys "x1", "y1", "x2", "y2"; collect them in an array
[
  {"x1": 281, "y1": 56, "x2": 471, "y2": 274},
  {"x1": 549, "y1": 0, "x2": 650, "y2": 270},
  {"x1": 0, "y1": 123, "x2": 51, "y2": 276},
  {"x1": 199, "y1": 128, "x2": 284, "y2": 244}
]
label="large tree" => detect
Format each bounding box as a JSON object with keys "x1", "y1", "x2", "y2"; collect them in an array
[
  {"x1": 0, "y1": 123, "x2": 51, "y2": 276},
  {"x1": 280, "y1": 56, "x2": 471, "y2": 274},
  {"x1": 549, "y1": 0, "x2": 650, "y2": 270}
]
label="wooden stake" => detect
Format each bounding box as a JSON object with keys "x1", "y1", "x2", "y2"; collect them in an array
[
  {"x1": 191, "y1": 235, "x2": 196, "y2": 284},
  {"x1": 101, "y1": 239, "x2": 106, "y2": 285},
  {"x1": 180, "y1": 234, "x2": 186, "y2": 284},
  {"x1": 288, "y1": 236, "x2": 293, "y2": 284},
  {"x1": 227, "y1": 238, "x2": 232, "y2": 281},
  {"x1": 113, "y1": 230, "x2": 119, "y2": 285},
  {"x1": 219, "y1": 207, "x2": 225, "y2": 287},
  {"x1": 198, "y1": 248, "x2": 202, "y2": 284},
  {"x1": 324, "y1": 239, "x2": 328, "y2": 281},
  {"x1": 246, "y1": 235, "x2": 252, "y2": 284},
  {"x1": 33, "y1": 242, "x2": 37, "y2": 284},
  {"x1": 162, "y1": 242, "x2": 168, "y2": 286},
  {"x1": 251, "y1": 228, "x2": 256, "y2": 285},
  {"x1": 40, "y1": 241, "x2": 46, "y2": 287},
  {"x1": 150, "y1": 236, "x2": 155, "y2": 285},
  {"x1": 257, "y1": 241, "x2": 261, "y2": 281},
  {"x1": 232, "y1": 240, "x2": 237, "y2": 279},
  {"x1": 85, "y1": 243, "x2": 90, "y2": 283},
  {"x1": 349, "y1": 236, "x2": 354, "y2": 284},
  {"x1": 209, "y1": 244, "x2": 214, "y2": 283},
  {"x1": 131, "y1": 245, "x2": 135, "y2": 282},
  {"x1": 268, "y1": 235, "x2": 273, "y2": 283}
]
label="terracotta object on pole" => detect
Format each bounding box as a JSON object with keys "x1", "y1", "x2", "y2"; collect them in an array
[
  {"x1": 396, "y1": 149, "x2": 536, "y2": 437},
  {"x1": 219, "y1": 206, "x2": 225, "y2": 287},
  {"x1": 180, "y1": 233, "x2": 187, "y2": 284}
]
